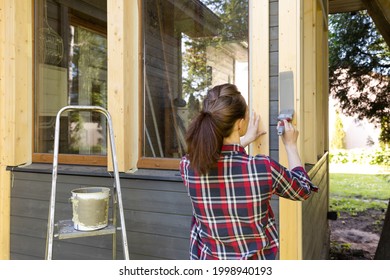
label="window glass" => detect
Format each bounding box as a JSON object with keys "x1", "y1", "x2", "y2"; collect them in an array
[
  {"x1": 34, "y1": 0, "x2": 107, "y2": 156},
  {"x1": 143, "y1": 0, "x2": 249, "y2": 159}
]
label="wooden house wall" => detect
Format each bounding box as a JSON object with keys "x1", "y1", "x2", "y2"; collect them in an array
[
  {"x1": 275, "y1": 0, "x2": 329, "y2": 259},
  {"x1": 10, "y1": 168, "x2": 280, "y2": 260},
  {"x1": 6, "y1": 0, "x2": 330, "y2": 260},
  {"x1": 303, "y1": 153, "x2": 329, "y2": 259},
  {"x1": 301, "y1": 0, "x2": 330, "y2": 259}
]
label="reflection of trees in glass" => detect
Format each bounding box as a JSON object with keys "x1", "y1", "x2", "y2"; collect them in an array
[
  {"x1": 68, "y1": 26, "x2": 107, "y2": 154},
  {"x1": 182, "y1": 35, "x2": 210, "y2": 103},
  {"x1": 181, "y1": 0, "x2": 248, "y2": 120},
  {"x1": 204, "y1": 0, "x2": 248, "y2": 41},
  {"x1": 71, "y1": 27, "x2": 107, "y2": 106},
  {"x1": 143, "y1": 0, "x2": 249, "y2": 158}
]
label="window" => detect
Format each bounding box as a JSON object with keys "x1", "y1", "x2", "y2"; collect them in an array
[
  {"x1": 33, "y1": 0, "x2": 107, "y2": 165},
  {"x1": 140, "y1": 0, "x2": 249, "y2": 168},
  {"x1": 33, "y1": 0, "x2": 249, "y2": 169}
]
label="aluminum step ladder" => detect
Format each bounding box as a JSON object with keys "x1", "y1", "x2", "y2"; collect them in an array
[{"x1": 45, "y1": 106, "x2": 129, "y2": 260}]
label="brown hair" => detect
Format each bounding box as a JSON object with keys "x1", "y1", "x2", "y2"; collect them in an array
[{"x1": 185, "y1": 83, "x2": 247, "y2": 174}]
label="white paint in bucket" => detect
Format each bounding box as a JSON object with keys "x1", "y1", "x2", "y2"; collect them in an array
[{"x1": 71, "y1": 187, "x2": 110, "y2": 231}]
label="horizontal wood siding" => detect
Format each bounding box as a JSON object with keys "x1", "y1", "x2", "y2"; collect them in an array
[
  {"x1": 302, "y1": 153, "x2": 329, "y2": 259},
  {"x1": 10, "y1": 170, "x2": 280, "y2": 259},
  {"x1": 10, "y1": 171, "x2": 191, "y2": 260}
]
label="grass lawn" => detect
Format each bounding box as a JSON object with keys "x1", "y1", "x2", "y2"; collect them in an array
[{"x1": 330, "y1": 173, "x2": 390, "y2": 214}]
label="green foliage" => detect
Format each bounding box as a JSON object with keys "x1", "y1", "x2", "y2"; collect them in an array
[
  {"x1": 330, "y1": 241, "x2": 351, "y2": 253},
  {"x1": 329, "y1": 11, "x2": 390, "y2": 143},
  {"x1": 182, "y1": 36, "x2": 211, "y2": 100},
  {"x1": 205, "y1": 0, "x2": 249, "y2": 41},
  {"x1": 379, "y1": 116, "x2": 390, "y2": 146},
  {"x1": 329, "y1": 149, "x2": 390, "y2": 166},
  {"x1": 371, "y1": 149, "x2": 390, "y2": 166},
  {"x1": 331, "y1": 111, "x2": 346, "y2": 149}
]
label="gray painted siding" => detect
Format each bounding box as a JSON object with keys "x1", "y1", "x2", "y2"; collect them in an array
[
  {"x1": 10, "y1": 166, "x2": 280, "y2": 260},
  {"x1": 10, "y1": 170, "x2": 192, "y2": 260},
  {"x1": 269, "y1": 0, "x2": 279, "y2": 161}
]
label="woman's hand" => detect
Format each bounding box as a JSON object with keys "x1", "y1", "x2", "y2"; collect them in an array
[
  {"x1": 277, "y1": 119, "x2": 302, "y2": 169},
  {"x1": 278, "y1": 119, "x2": 299, "y2": 148},
  {"x1": 240, "y1": 111, "x2": 266, "y2": 147}
]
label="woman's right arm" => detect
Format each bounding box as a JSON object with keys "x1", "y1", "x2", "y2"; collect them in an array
[{"x1": 270, "y1": 120, "x2": 318, "y2": 200}]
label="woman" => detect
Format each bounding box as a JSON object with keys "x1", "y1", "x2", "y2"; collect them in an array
[{"x1": 180, "y1": 83, "x2": 318, "y2": 260}]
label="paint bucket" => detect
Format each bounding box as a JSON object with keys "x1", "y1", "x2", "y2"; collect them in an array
[{"x1": 71, "y1": 187, "x2": 110, "y2": 231}]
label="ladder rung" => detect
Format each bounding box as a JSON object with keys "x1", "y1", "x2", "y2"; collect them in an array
[{"x1": 56, "y1": 220, "x2": 116, "y2": 240}]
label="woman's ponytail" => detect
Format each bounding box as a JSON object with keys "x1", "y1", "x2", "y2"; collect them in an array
[{"x1": 185, "y1": 84, "x2": 247, "y2": 174}]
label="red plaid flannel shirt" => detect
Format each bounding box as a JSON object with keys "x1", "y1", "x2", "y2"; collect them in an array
[{"x1": 180, "y1": 144, "x2": 318, "y2": 260}]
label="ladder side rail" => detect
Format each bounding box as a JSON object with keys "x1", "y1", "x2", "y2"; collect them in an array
[
  {"x1": 45, "y1": 106, "x2": 70, "y2": 260},
  {"x1": 45, "y1": 106, "x2": 130, "y2": 260},
  {"x1": 112, "y1": 185, "x2": 118, "y2": 260},
  {"x1": 105, "y1": 108, "x2": 130, "y2": 260}
]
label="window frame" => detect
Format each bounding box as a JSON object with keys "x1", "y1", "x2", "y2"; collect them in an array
[
  {"x1": 32, "y1": 1, "x2": 108, "y2": 166},
  {"x1": 136, "y1": 0, "x2": 181, "y2": 170},
  {"x1": 137, "y1": 0, "x2": 252, "y2": 171}
]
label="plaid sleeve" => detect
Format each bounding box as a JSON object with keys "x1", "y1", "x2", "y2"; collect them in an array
[{"x1": 269, "y1": 158, "x2": 318, "y2": 201}]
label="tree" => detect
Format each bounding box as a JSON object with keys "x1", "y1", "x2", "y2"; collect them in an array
[
  {"x1": 329, "y1": 11, "x2": 390, "y2": 145},
  {"x1": 203, "y1": 0, "x2": 248, "y2": 41},
  {"x1": 331, "y1": 111, "x2": 346, "y2": 149},
  {"x1": 379, "y1": 116, "x2": 390, "y2": 147}
]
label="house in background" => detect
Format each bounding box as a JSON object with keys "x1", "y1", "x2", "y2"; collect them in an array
[
  {"x1": 329, "y1": 97, "x2": 382, "y2": 149},
  {"x1": 0, "y1": 0, "x2": 389, "y2": 260}
]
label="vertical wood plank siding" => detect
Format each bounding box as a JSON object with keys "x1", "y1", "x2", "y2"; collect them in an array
[
  {"x1": 107, "y1": 0, "x2": 139, "y2": 171},
  {"x1": 303, "y1": 153, "x2": 329, "y2": 259},
  {"x1": 10, "y1": 170, "x2": 280, "y2": 259},
  {"x1": 0, "y1": 0, "x2": 33, "y2": 259}
]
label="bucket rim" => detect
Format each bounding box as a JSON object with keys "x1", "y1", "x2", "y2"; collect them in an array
[{"x1": 71, "y1": 187, "x2": 110, "y2": 194}]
